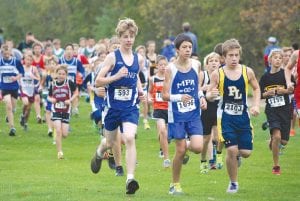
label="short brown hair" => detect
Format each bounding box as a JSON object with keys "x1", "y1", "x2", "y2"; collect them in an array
[
  {"x1": 222, "y1": 39, "x2": 242, "y2": 56},
  {"x1": 56, "y1": 64, "x2": 68, "y2": 74}
]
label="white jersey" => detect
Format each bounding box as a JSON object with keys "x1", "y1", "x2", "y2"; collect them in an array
[{"x1": 20, "y1": 66, "x2": 35, "y2": 97}]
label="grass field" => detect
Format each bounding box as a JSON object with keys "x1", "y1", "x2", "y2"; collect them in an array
[{"x1": 0, "y1": 98, "x2": 299, "y2": 201}]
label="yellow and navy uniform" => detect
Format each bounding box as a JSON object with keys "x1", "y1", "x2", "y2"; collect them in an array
[{"x1": 217, "y1": 65, "x2": 253, "y2": 149}]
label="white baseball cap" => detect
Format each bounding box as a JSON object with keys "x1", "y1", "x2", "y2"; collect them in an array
[{"x1": 268, "y1": 36, "x2": 277, "y2": 43}]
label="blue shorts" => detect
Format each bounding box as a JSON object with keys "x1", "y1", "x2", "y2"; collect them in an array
[
  {"x1": 46, "y1": 101, "x2": 52, "y2": 111},
  {"x1": 168, "y1": 119, "x2": 203, "y2": 140},
  {"x1": 222, "y1": 129, "x2": 253, "y2": 150},
  {"x1": 104, "y1": 107, "x2": 139, "y2": 131}
]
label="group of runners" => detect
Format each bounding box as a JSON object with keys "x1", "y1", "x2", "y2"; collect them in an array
[{"x1": 0, "y1": 18, "x2": 299, "y2": 195}]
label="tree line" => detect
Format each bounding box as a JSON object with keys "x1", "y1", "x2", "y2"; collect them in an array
[{"x1": 0, "y1": 0, "x2": 299, "y2": 76}]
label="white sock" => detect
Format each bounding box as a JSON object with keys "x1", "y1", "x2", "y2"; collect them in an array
[
  {"x1": 96, "y1": 149, "x2": 102, "y2": 158},
  {"x1": 127, "y1": 174, "x2": 134, "y2": 181}
]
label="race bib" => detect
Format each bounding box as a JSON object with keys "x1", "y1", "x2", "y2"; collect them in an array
[
  {"x1": 22, "y1": 78, "x2": 34, "y2": 88},
  {"x1": 55, "y1": 101, "x2": 67, "y2": 109},
  {"x1": 114, "y1": 88, "x2": 132, "y2": 101},
  {"x1": 177, "y1": 98, "x2": 196, "y2": 113},
  {"x1": 3, "y1": 76, "x2": 13, "y2": 83},
  {"x1": 268, "y1": 96, "x2": 285, "y2": 107},
  {"x1": 155, "y1": 91, "x2": 163, "y2": 102},
  {"x1": 224, "y1": 102, "x2": 244, "y2": 115}
]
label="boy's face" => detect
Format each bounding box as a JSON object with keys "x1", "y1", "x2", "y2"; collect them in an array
[
  {"x1": 147, "y1": 43, "x2": 155, "y2": 53},
  {"x1": 65, "y1": 46, "x2": 73, "y2": 57},
  {"x1": 57, "y1": 69, "x2": 67, "y2": 82},
  {"x1": 137, "y1": 48, "x2": 145, "y2": 56},
  {"x1": 224, "y1": 48, "x2": 240, "y2": 67},
  {"x1": 119, "y1": 30, "x2": 135, "y2": 50},
  {"x1": 283, "y1": 50, "x2": 292, "y2": 66},
  {"x1": 24, "y1": 56, "x2": 33, "y2": 66},
  {"x1": 177, "y1": 41, "x2": 192, "y2": 59},
  {"x1": 157, "y1": 59, "x2": 168, "y2": 73},
  {"x1": 2, "y1": 48, "x2": 11, "y2": 59},
  {"x1": 33, "y1": 45, "x2": 42, "y2": 55},
  {"x1": 270, "y1": 53, "x2": 283, "y2": 69},
  {"x1": 207, "y1": 57, "x2": 220, "y2": 72}
]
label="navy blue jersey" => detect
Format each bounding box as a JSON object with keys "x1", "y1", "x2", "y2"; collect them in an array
[
  {"x1": 59, "y1": 57, "x2": 85, "y2": 84},
  {"x1": 106, "y1": 49, "x2": 140, "y2": 109},
  {"x1": 217, "y1": 65, "x2": 251, "y2": 134},
  {"x1": 0, "y1": 57, "x2": 24, "y2": 90}
]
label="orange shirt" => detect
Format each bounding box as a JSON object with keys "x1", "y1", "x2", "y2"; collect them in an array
[{"x1": 151, "y1": 75, "x2": 168, "y2": 110}]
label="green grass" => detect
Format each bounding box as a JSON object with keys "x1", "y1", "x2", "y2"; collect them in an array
[{"x1": 0, "y1": 98, "x2": 300, "y2": 201}]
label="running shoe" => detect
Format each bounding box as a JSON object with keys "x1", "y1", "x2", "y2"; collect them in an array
[
  {"x1": 182, "y1": 154, "x2": 190, "y2": 165},
  {"x1": 20, "y1": 115, "x2": 25, "y2": 127},
  {"x1": 126, "y1": 179, "x2": 139, "y2": 194},
  {"x1": 279, "y1": 144, "x2": 285, "y2": 155},
  {"x1": 169, "y1": 183, "x2": 183, "y2": 195},
  {"x1": 9, "y1": 128, "x2": 16, "y2": 136},
  {"x1": 216, "y1": 154, "x2": 223, "y2": 169},
  {"x1": 200, "y1": 161, "x2": 209, "y2": 173},
  {"x1": 23, "y1": 123, "x2": 28, "y2": 131},
  {"x1": 143, "y1": 119, "x2": 150, "y2": 130},
  {"x1": 115, "y1": 166, "x2": 124, "y2": 176},
  {"x1": 262, "y1": 121, "x2": 269, "y2": 130},
  {"x1": 90, "y1": 153, "x2": 102, "y2": 174},
  {"x1": 108, "y1": 152, "x2": 116, "y2": 170},
  {"x1": 272, "y1": 166, "x2": 281, "y2": 175},
  {"x1": 163, "y1": 159, "x2": 171, "y2": 168},
  {"x1": 158, "y1": 150, "x2": 164, "y2": 158},
  {"x1": 226, "y1": 182, "x2": 238, "y2": 193},
  {"x1": 37, "y1": 116, "x2": 42, "y2": 124},
  {"x1": 57, "y1": 151, "x2": 64, "y2": 159},
  {"x1": 48, "y1": 130, "x2": 53, "y2": 137}
]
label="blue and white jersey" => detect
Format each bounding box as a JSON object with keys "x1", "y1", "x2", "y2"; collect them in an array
[
  {"x1": 106, "y1": 49, "x2": 139, "y2": 110},
  {"x1": 168, "y1": 60, "x2": 200, "y2": 123},
  {"x1": 59, "y1": 57, "x2": 85, "y2": 84},
  {"x1": 0, "y1": 57, "x2": 24, "y2": 90}
]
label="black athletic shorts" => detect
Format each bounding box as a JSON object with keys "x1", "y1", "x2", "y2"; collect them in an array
[
  {"x1": 153, "y1": 109, "x2": 168, "y2": 124},
  {"x1": 266, "y1": 106, "x2": 291, "y2": 141},
  {"x1": 1, "y1": 89, "x2": 19, "y2": 99},
  {"x1": 51, "y1": 112, "x2": 70, "y2": 124},
  {"x1": 201, "y1": 102, "x2": 217, "y2": 135}
]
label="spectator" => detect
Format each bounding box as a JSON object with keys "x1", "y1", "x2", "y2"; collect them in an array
[
  {"x1": 17, "y1": 32, "x2": 43, "y2": 53},
  {"x1": 160, "y1": 38, "x2": 176, "y2": 61},
  {"x1": 264, "y1": 36, "x2": 280, "y2": 72},
  {"x1": 182, "y1": 22, "x2": 198, "y2": 54}
]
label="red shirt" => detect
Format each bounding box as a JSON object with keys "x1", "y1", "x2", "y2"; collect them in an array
[{"x1": 32, "y1": 55, "x2": 45, "y2": 69}]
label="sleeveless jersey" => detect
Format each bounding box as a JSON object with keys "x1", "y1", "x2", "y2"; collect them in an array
[
  {"x1": 106, "y1": 49, "x2": 139, "y2": 109},
  {"x1": 168, "y1": 60, "x2": 200, "y2": 123},
  {"x1": 217, "y1": 65, "x2": 251, "y2": 132},
  {"x1": 295, "y1": 51, "x2": 300, "y2": 107},
  {"x1": 32, "y1": 55, "x2": 45, "y2": 69},
  {"x1": 0, "y1": 57, "x2": 22, "y2": 90},
  {"x1": 60, "y1": 57, "x2": 79, "y2": 83},
  {"x1": 151, "y1": 75, "x2": 168, "y2": 110},
  {"x1": 51, "y1": 79, "x2": 71, "y2": 113},
  {"x1": 20, "y1": 66, "x2": 35, "y2": 97}
]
